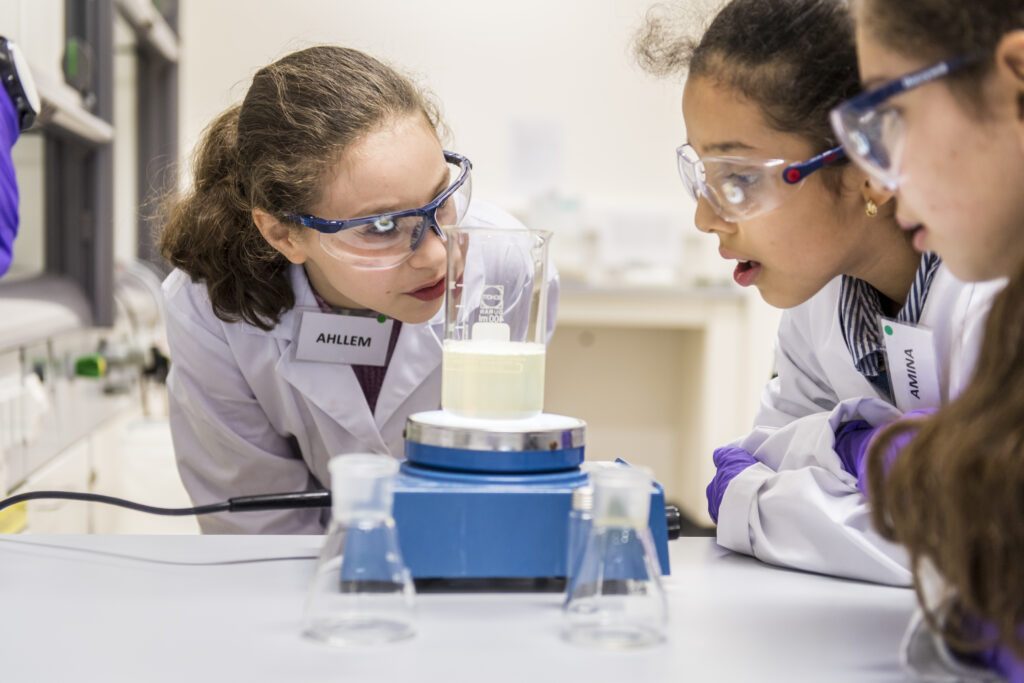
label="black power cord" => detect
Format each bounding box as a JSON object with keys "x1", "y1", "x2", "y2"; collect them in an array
[
  {"x1": 0, "y1": 489, "x2": 331, "y2": 517},
  {"x1": 0, "y1": 490, "x2": 684, "y2": 540}
]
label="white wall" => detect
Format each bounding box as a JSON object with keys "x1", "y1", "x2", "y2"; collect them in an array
[
  {"x1": 178, "y1": 0, "x2": 760, "y2": 293},
  {"x1": 0, "y1": 0, "x2": 65, "y2": 85},
  {"x1": 180, "y1": 0, "x2": 701, "y2": 211}
]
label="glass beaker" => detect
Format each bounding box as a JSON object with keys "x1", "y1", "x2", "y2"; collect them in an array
[
  {"x1": 562, "y1": 465, "x2": 667, "y2": 649},
  {"x1": 442, "y1": 226, "x2": 552, "y2": 420},
  {"x1": 302, "y1": 454, "x2": 416, "y2": 646}
]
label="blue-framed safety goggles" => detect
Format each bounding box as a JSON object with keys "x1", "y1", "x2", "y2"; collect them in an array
[
  {"x1": 830, "y1": 56, "x2": 976, "y2": 191},
  {"x1": 676, "y1": 143, "x2": 846, "y2": 222},
  {"x1": 286, "y1": 151, "x2": 473, "y2": 269}
]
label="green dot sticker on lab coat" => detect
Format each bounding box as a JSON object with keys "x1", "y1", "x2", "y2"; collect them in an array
[
  {"x1": 884, "y1": 325, "x2": 894, "y2": 336},
  {"x1": 377, "y1": 314, "x2": 388, "y2": 324}
]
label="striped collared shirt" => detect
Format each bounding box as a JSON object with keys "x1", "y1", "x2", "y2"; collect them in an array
[{"x1": 838, "y1": 252, "x2": 942, "y2": 398}]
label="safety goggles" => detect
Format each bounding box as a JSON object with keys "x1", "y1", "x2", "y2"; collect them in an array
[
  {"x1": 676, "y1": 144, "x2": 846, "y2": 222},
  {"x1": 286, "y1": 151, "x2": 473, "y2": 269},
  {"x1": 830, "y1": 56, "x2": 975, "y2": 191}
]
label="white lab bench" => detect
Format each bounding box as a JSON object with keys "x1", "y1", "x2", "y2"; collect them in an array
[{"x1": 0, "y1": 536, "x2": 914, "y2": 682}]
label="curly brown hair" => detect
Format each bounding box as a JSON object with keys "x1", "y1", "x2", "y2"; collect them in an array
[
  {"x1": 863, "y1": 0, "x2": 1024, "y2": 661},
  {"x1": 633, "y1": 0, "x2": 860, "y2": 185},
  {"x1": 159, "y1": 46, "x2": 444, "y2": 330}
]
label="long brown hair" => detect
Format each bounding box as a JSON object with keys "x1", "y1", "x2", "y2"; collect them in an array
[
  {"x1": 159, "y1": 46, "x2": 443, "y2": 330},
  {"x1": 864, "y1": 0, "x2": 1024, "y2": 659},
  {"x1": 869, "y1": 265, "x2": 1024, "y2": 657}
]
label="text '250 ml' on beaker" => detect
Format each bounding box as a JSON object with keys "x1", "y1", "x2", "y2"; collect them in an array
[{"x1": 441, "y1": 227, "x2": 552, "y2": 420}]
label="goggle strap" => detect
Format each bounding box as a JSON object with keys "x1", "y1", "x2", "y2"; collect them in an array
[{"x1": 782, "y1": 145, "x2": 848, "y2": 185}]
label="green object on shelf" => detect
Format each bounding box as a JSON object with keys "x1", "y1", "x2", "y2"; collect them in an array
[
  {"x1": 75, "y1": 354, "x2": 107, "y2": 378},
  {"x1": 66, "y1": 38, "x2": 78, "y2": 79}
]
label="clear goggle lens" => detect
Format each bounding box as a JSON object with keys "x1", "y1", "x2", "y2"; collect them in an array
[
  {"x1": 676, "y1": 145, "x2": 791, "y2": 222},
  {"x1": 319, "y1": 161, "x2": 473, "y2": 269},
  {"x1": 831, "y1": 105, "x2": 905, "y2": 191}
]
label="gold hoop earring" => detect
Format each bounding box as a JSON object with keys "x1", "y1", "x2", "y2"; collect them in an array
[{"x1": 865, "y1": 199, "x2": 878, "y2": 218}]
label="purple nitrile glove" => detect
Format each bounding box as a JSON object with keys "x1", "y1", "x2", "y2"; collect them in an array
[
  {"x1": 0, "y1": 89, "x2": 21, "y2": 277},
  {"x1": 980, "y1": 641, "x2": 1024, "y2": 683},
  {"x1": 706, "y1": 445, "x2": 758, "y2": 524},
  {"x1": 834, "y1": 408, "x2": 936, "y2": 496},
  {"x1": 958, "y1": 616, "x2": 1024, "y2": 683}
]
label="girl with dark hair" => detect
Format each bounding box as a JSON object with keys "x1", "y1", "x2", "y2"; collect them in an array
[
  {"x1": 636, "y1": 0, "x2": 1000, "y2": 585},
  {"x1": 834, "y1": 1, "x2": 1024, "y2": 678},
  {"x1": 159, "y1": 46, "x2": 556, "y2": 533}
]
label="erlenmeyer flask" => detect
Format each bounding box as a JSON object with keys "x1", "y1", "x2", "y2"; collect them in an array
[
  {"x1": 562, "y1": 465, "x2": 667, "y2": 649},
  {"x1": 302, "y1": 454, "x2": 415, "y2": 646},
  {"x1": 565, "y1": 484, "x2": 593, "y2": 591}
]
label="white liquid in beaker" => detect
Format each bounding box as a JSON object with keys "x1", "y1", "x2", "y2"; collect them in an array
[{"x1": 441, "y1": 340, "x2": 546, "y2": 419}]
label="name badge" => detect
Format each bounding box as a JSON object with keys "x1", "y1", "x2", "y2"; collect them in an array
[
  {"x1": 295, "y1": 311, "x2": 393, "y2": 366},
  {"x1": 879, "y1": 318, "x2": 941, "y2": 411}
]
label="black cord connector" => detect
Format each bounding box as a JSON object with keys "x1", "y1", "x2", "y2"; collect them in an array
[
  {"x1": 227, "y1": 490, "x2": 331, "y2": 513},
  {"x1": 664, "y1": 505, "x2": 683, "y2": 541}
]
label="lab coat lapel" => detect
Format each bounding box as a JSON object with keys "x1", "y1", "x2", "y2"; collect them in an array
[
  {"x1": 373, "y1": 315, "x2": 444, "y2": 428},
  {"x1": 275, "y1": 349, "x2": 386, "y2": 450},
  {"x1": 273, "y1": 264, "x2": 388, "y2": 451}
]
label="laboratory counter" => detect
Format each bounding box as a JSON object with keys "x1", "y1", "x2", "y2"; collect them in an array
[{"x1": 0, "y1": 535, "x2": 916, "y2": 682}]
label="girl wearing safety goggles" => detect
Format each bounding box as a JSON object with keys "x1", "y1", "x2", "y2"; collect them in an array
[
  {"x1": 637, "y1": 0, "x2": 997, "y2": 586},
  {"x1": 158, "y1": 46, "x2": 551, "y2": 534},
  {"x1": 841, "y1": 2, "x2": 1024, "y2": 680}
]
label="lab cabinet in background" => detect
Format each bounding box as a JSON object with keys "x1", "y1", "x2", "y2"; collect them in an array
[
  {"x1": 545, "y1": 283, "x2": 780, "y2": 525},
  {"x1": 14, "y1": 439, "x2": 92, "y2": 533},
  {"x1": 0, "y1": 349, "x2": 25, "y2": 492}
]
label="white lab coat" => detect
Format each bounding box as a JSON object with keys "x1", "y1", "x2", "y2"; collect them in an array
[
  {"x1": 716, "y1": 266, "x2": 1004, "y2": 585},
  {"x1": 163, "y1": 201, "x2": 557, "y2": 534}
]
